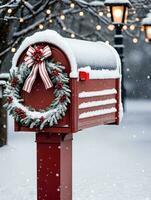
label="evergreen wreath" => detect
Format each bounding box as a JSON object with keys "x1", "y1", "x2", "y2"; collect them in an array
[{"x1": 4, "y1": 61, "x2": 71, "y2": 130}]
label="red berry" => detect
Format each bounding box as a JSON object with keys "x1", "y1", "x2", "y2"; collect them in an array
[
  {"x1": 60, "y1": 95, "x2": 66, "y2": 103},
  {"x1": 11, "y1": 77, "x2": 19, "y2": 87},
  {"x1": 40, "y1": 116, "x2": 45, "y2": 123},
  {"x1": 57, "y1": 82, "x2": 63, "y2": 89},
  {"x1": 7, "y1": 96, "x2": 13, "y2": 104}
]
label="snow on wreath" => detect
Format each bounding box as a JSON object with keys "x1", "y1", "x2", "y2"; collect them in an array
[{"x1": 4, "y1": 44, "x2": 71, "y2": 130}]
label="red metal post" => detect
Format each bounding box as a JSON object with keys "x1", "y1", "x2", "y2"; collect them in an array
[{"x1": 36, "y1": 132, "x2": 72, "y2": 200}]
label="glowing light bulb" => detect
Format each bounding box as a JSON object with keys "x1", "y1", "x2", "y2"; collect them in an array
[
  {"x1": 60, "y1": 15, "x2": 65, "y2": 20},
  {"x1": 46, "y1": 9, "x2": 51, "y2": 15},
  {"x1": 19, "y1": 18, "x2": 24, "y2": 23},
  {"x1": 79, "y1": 11, "x2": 84, "y2": 16},
  {"x1": 99, "y1": 11, "x2": 103, "y2": 16},
  {"x1": 108, "y1": 24, "x2": 115, "y2": 31},
  {"x1": 141, "y1": 26, "x2": 144, "y2": 32},
  {"x1": 63, "y1": 26, "x2": 66, "y2": 31},
  {"x1": 7, "y1": 9, "x2": 12, "y2": 14},
  {"x1": 11, "y1": 47, "x2": 16, "y2": 53},
  {"x1": 107, "y1": 13, "x2": 111, "y2": 18},
  {"x1": 135, "y1": 17, "x2": 140, "y2": 22},
  {"x1": 71, "y1": 33, "x2": 75, "y2": 38},
  {"x1": 39, "y1": 24, "x2": 44, "y2": 29},
  {"x1": 70, "y1": 3, "x2": 75, "y2": 8},
  {"x1": 123, "y1": 25, "x2": 128, "y2": 30},
  {"x1": 49, "y1": 19, "x2": 53, "y2": 23},
  {"x1": 96, "y1": 25, "x2": 101, "y2": 30},
  {"x1": 130, "y1": 24, "x2": 135, "y2": 31},
  {"x1": 133, "y1": 38, "x2": 138, "y2": 43},
  {"x1": 145, "y1": 38, "x2": 149, "y2": 43}
]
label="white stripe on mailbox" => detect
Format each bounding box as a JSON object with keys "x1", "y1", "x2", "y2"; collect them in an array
[
  {"x1": 79, "y1": 107, "x2": 117, "y2": 119},
  {"x1": 79, "y1": 88, "x2": 117, "y2": 98},
  {"x1": 79, "y1": 98, "x2": 117, "y2": 109}
]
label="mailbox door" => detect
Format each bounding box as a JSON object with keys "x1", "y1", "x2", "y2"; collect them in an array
[{"x1": 15, "y1": 43, "x2": 77, "y2": 133}]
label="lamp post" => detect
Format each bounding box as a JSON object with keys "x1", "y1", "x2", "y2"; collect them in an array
[
  {"x1": 141, "y1": 14, "x2": 151, "y2": 42},
  {"x1": 104, "y1": 0, "x2": 131, "y2": 109}
]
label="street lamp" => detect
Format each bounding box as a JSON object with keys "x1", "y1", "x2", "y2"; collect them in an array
[
  {"x1": 141, "y1": 15, "x2": 151, "y2": 42},
  {"x1": 104, "y1": 0, "x2": 131, "y2": 110}
]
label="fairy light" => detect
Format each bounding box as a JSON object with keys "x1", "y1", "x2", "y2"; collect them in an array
[
  {"x1": 96, "y1": 25, "x2": 101, "y2": 30},
  {"x1": 49, "y1": 19, "x2": 53, "y2": 23},
  {"x1": 70, "y1": 3, "x2": 75, "y2": 8},
  {"x1": 141, "y1": 26, "x2": 144, "y2": 32},
  {"x1": 46, "y1": 9, "x2": 51, "y2": 15},
  {"x1": 108, "y1": 24, "x2": 115, "y2": 31},
  {"x1": 133, "y1": 38, "x2": 138, "y2": 43},
  {"x1": 39, "y1": 24, "x2": 44, "y2": 30},
  {"x1": 135, "y1": 17, "x2": 140, "y2": 22},
  {"x1": 107, "y1": 13, "x2": 111, "y2": 18},
  {"x1": 71, "y1": 33, "x2": 75, "y2": 38},
  {"x1": 7, "y1": 8, "x2": 12, "y2": 14},
  {"x1": 19, "y1": 18, "x2": 24, "y2": 23},
  {"x1": 99, "y1": 11, "x2": 103, "y2": 16},
  {"x1": 123, "y1": 25, "x2": 128, "y2": 30},
  {"x1": 11, "y1": 47, "x2": 16, "y2": 53},
  {"x1": 130, "y1": 24, "x2": 135, "y2": 31},
  {"x1": 60, "y1": 15, "x2": 65, "y2": 20},
  {"x1": 145, "y1": 38, "x2": 149, "y2": 43},
  {"x1": 107, "y1": 6, "x2": 110, "y2": 12},
  {"x1": 79, "y1": 11, "x2": 84, "y2": 16},
  {"x1": 63, "y1": 26, "x2": 66, "y2": 31}
]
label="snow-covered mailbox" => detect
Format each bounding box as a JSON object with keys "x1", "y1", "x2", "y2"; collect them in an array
[{"x1": 4, "y1": 30, "x2": 121, "y2": 200}]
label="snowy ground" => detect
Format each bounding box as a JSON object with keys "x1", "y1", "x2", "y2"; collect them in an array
[{"x1": 0, "y1": 100, "x2": 151, "y2": 200}]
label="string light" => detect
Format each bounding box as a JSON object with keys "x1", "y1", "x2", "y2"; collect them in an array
[
  {"x1": 107, "y1": 13, "x2": 111, "y2": 18},
  {"x1": 46, "y1": 9, "x2": 51, "y2": 15},
  {"x1": 70, "y1": 3, "x2": 75, "y2": 8},
  {"x1": 71, "y1": 33, "x2": 75, "y2": 38},
  {"x1": 135, "y1": 17, "x2": 140, "y2": 22},
  {"x1": 11, "y1": 47, "x2": 16, "y2": 53},
  {"x1": 108, "y1": 24, "x2": 115, "y2": 31},
  {"x1": 141, "y1": 26, "x2": 144, "y2": 32},
  {"x1": 63, "y1": 26, "x2": 66, "y2": 31},
  {"x1": 145, "y1": 38, "x2": 149, "y2": 43},
  {"x1": 60, "y1": 15, "x2": 65, "y2": 20},
  {"x1": 133, "y1": 38, "x2": 138, "y2": 43},
  {"x1": 96, "y1": 25, "x2": 101, "y2": 30},
  {"x1": 7, "y1": 9, "x2": 12, "y2": 14},
  {"x1": 99, "y1": 11, "x2": 103, "y2": 16},
  {"x1": 19, "y1": 18, "x2": 24, "y2": 23},
  {"x1": 79, "y1": 11, "x2": 84, "y2": 16},
  {"x1": 130, "y1": 24, "x2": 135, "y2": 31},
  {"x1": 107, "y1": 6, "x2": 110, "y2": 12},
  {"x1": 39, "y1": 24, "x2": 44, "y2": 29},
  {"x1": 49, "y1": 19, "x2": 53, "y2": 23},
  {"x1": 123, "y1": 25, "x2": 128, "y2": 30}
]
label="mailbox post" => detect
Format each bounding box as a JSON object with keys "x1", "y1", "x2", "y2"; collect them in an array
[{"x1": 4, "y1": 30, "x2": 122, "y2": 200}]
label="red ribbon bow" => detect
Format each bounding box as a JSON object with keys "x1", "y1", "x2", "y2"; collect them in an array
[{"x1": 23, "y1": 45, "x2": 53, "y2": 93}]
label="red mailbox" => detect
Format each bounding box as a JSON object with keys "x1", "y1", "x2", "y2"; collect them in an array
[{"x1": 4, "y1": 30, "x2": 122, "y2": 200}]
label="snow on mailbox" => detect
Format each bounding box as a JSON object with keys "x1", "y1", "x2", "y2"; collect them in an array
[
  {"x1": 4, "y1": 30, "x2": 122, "y2": 133},
  {"x1": 4, "y1": 30, "x2": 122, "y2": 200}
]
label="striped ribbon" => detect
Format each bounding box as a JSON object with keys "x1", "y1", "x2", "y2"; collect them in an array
[{"x1": 23, "y1": 45, "x2": 53, "y2": 93}]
